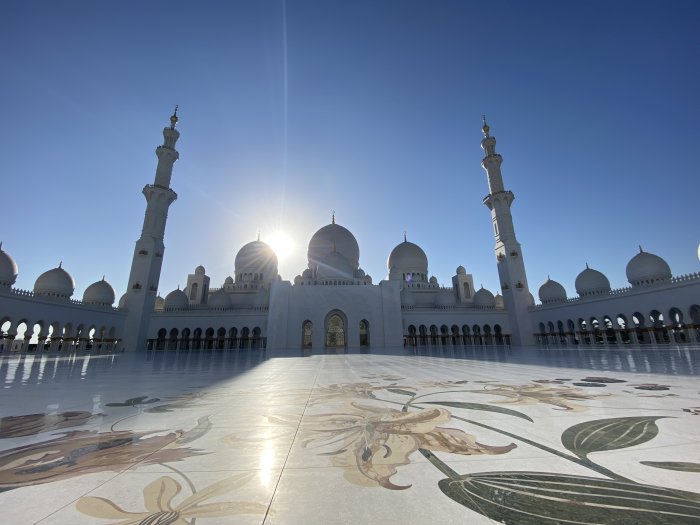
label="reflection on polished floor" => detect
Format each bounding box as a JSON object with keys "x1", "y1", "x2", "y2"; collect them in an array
[{"x1": 1, "y1": 346, "x2": 700, "y2": 524}]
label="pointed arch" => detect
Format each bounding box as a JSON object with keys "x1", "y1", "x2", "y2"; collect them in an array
[{"x1": 325, "y1": 310, "x2": 347, "y2": 348}]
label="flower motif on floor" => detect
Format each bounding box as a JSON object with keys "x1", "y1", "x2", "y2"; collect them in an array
[
  {"x1": 76, "y1": 473, "x2": 267, "y2": 524},
  {"x1": 299, "y1": 402, "x2": 515, "y2": 490},
  {"x1": 469, "y1": 383, "x2": 610, "y2": 411},
  {"x1": 418, "y1": 380, "x2": 469, "y2": 388},
  {"x1": 309, "y1": 382, "x2": 414, "y2": 404},
  {"x1": 0, "y1": 429, "x2": 201, "y2": 491},
  {"x1": 0, "y1": 411, "x2": 101, "y2": 438}
]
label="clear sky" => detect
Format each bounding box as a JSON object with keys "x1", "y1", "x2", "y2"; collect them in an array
[{"x1": 2, "y1": 0, "x2": 699, "y2": 301}]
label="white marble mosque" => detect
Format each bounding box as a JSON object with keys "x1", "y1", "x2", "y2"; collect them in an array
[
  {"x1": 1, "y1": 112, "x2": 699, "y2": 354},
  {"x1": 2, "y1": 111, "x2": 700, "y2": 525}
]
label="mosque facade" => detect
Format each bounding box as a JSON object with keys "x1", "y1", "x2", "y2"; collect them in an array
[{"x1": 1, "y1": 112, "x2": 699, "y2": 352}]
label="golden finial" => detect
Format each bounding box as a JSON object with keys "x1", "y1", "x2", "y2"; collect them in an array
[
  {"x1": 639, "y1": 245, "x2": 644, "y2": 253},
  {"x1": 170, "y1": 105, "x2": 179, "y2": 129},
  {"x1": 482, "y1": 115, "x2": 490, "y2": 137},
  {"x1": 331, "y1": 210, "x2": 335, "y2": 224},
  {"x1": 403, "y1": 231, "x2": 407, "y2": 242},
  {"x1": 257, "y1": 230, "x2": 261, "y2": 241}
]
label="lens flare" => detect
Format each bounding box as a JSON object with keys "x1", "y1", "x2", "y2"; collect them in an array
[{"x1": 266, "y1": 231, "x2": 295, "y2": 262}]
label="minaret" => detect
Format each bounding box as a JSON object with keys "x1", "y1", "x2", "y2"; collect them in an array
[
  {"x1": 480, "y1": 118, "x2": 534, "y2": 346},
  {"x1": 122, "y1": 108, "x2": 180, "y2": 351}
]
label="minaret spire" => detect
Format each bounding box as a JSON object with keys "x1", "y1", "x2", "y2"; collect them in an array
[
  {"x1": 480, "y1": 119, "x2": 533, "y2": 346},
  {"x1": 123, "y1": 109, "x2": 181, "y2": 351},
  {"x1": 170, "y1": 105, "x2": 179, "y2": 129}
]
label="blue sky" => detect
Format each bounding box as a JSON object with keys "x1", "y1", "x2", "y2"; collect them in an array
[{"x1": 2, "y1": 0, "x2": 699, "y2": 301}]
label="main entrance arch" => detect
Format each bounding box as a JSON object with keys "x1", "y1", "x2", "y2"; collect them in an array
[{"x1": 325, "y1": 310, "x2": 346, "y2": 348}]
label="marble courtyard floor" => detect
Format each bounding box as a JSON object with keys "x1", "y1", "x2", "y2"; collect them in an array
[{"x1": 1, "y1": 346, "x2": 700, "y2": 524}]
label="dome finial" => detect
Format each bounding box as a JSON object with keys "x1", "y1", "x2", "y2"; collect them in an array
[
  {"x1": 331, "y1": 210, "x2": 335, "y2": 224},
  {"x1": 58, "y1": 261, "x2": 62, "y2": 269},
  {"x1": 403, "y1": 230, "x2": 407, "y2": 242},
  {"x1": 257, "y1": 230, "x2": 261, "y2": 241},
  {"x1": 482, "y1": 115, "x2": 490, "y2": 137},
  {"x1": 639, "y1": 244, "x2": 644, "y2": 253},
  {"x1": 547, "y1": 274, "x2": 550, "y2": 280},
  {"x1": 102, "y1": 275, "x2": 105, "y2": 281},
  {"x1": 170, "y1": 105, "x2": 179, "y2": 129},
  {"x1": 585, "y1": 262, "x2": 589, "y2": 269}
]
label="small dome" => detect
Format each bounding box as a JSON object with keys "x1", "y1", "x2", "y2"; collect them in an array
[
  {"x1": 434, "y1": 290, "x2": 455, "y2": 307},
  {"x1": 0, "y1": 244, "x2": 18, "y2": 287},
  {"x1": 208, "y1": 289, "x2": 231, "y2": 308},
  {"x1": 118, "y1": 293, "x2": 128, "y2": 309},
  {"x1": 575, "y1": 265, "x2": 611, "y2": 297},
  {"x1": 355, "y1": 268, "x2": 366, "y2": 278},
  {"x1": 538, "y1": 278, "x2": 567, "y2": 304},
  {"x1": 528, "y1": 292, "x2": 535, "y2": 306},
  {"x1": 429, "y1": 276, "x2": 438, "y2": 284},
  {"x1": 456, "y1": 265, "x2": 466, "y2": 275},
  {"x1": 473, "y1": 287, "x2": 496, "y2": 308},
  {"x1": 625, "y1": 248, "x2": 672, "y2": 286},
  {"x1": 387, "y1": 241, "x2": 428, "y2": 279},
  {"x1": 308, "y1": 222, "x2": 360, "y2": 271},
  {"x1": 164, "y1": 288, "x2": 188, "y2": 310},
  {"x1": 302, "y1": 268, "x2": 312, "y2": 279},
  {"x1": 224, "y1": 276, "x2": 234, "y2": 285},
  {"x1": 316, "y1": 250, "x2": 354, "y2": 279},
  {"x1": 34, "y1": 264, "x2": 75, "y2": 298},
  {"x1": 494, "y1": 293, "x2": 504, "y2": 308},
  {"x1": 154, "y1": 295, "x2": 165, "y2": 311},
  {"x1": 83, "y1": 278, "x2": 116, "y2": 306},
  {"x1": 235, "y1": 240, "x2": 278, "y2": 280},
  {"x1": 195, "y1": 265, "x2": 206, "y2": 275},
  {"x1": 294, "y1": 275, "x2": 302, "y2": 285}
]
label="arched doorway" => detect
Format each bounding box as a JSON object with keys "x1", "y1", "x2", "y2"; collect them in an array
[{"x1": 325, "y1": 311, "x2": 346, "y2": 348}]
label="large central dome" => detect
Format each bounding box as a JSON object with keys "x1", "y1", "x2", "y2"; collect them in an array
[{"x1": 307, "y1": 221, "x2": 360, "y2": 271}]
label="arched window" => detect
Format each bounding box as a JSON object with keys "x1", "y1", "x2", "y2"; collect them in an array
[
  {"x1": 252, "y1": 327, "x2": 261, "y2": 349},
  {"x1": 302, "y1": 321, "x2": 312, "y2": 348},
  {"x1": 189, "y1": 283, "x2": 198, "y2": 300},
  {"x1": 181, "y1": 328, "x2": 191, "y2": 349},
  {"x1": 359, "y1": 319, "x2": 369, "y2": 347},
  {"x1": 192, "y1": 328, "x2": 202, "y2": 349},
  {"x1": 228, "y1": 327, "x2": 238, "y2": 349},
  {"x1": 240, "y1": 327, "x2": 250, "y2": 349},
  {"x1": 168, "y1": 328, "x2": 178, "y2": 350}
]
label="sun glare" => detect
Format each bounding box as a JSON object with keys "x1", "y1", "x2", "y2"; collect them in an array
[{"x1": 266, "y1": 230, "x2": 295, "y2": 261}]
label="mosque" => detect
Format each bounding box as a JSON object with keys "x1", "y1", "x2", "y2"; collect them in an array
[{"x1": 1, "y1": 111, "x2": 699, "y2": 352}]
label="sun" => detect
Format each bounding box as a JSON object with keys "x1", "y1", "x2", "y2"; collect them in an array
[{"x1": 266, "y1": 230, "x2": 295, "y2": 262}]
